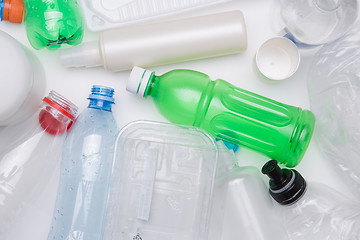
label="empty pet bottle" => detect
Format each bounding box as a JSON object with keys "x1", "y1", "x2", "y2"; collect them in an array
[
  {"x1": 0, "y1": 91, "x2": 78, "y2": 237},
  {"x1": 262, "y1": 160, "x2": 360, "y2": 240},
  {"x1": 126, "y1": 67, "x2": 315, "y2": 167},
  {"x1": 47, "y1": 86, "x2": 118, "y2": 240},
  {"x1": 279, "y1": 0, "x2": 358, "y2": 46},
  {"x1": 0, "y1": 0, "x2": 84, "y2": 49}
]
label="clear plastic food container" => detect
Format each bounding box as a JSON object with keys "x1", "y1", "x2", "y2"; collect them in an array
[
  {"x1": 79, "y1": 0, "x2": 232, "y2": 31},
  {"x1": 104, "y1": 120, "x2": 232, "y2": 240}
]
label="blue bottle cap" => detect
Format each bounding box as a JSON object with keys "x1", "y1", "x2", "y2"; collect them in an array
[
  {"x1": 0, "y1": 0, "x2": 4, "y2": 21},
  {"x1": 215, "y1": 138, "x2": 239, "y2": 152},
  {"x1": 88, "y1": 85, "x2": 115, "y2": 111}
]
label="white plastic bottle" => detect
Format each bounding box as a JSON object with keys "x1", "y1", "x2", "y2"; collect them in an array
[
  {"x1": 0, "y1": 30, "x2": 45, "y2": 126},
  {"x1": 262, "y1": 160, "x2": 360, "y2": 240},
  {"x1": 0, "y1": 91, "x2": 78, "y2": 238},
  {"x1": 59, "y1": 10, "x2": 247, "y2": 72}
]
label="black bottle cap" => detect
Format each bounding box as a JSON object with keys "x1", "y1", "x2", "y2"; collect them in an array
[{"x1": 261, "y1": 160, "x2": 307, "y2": 205}]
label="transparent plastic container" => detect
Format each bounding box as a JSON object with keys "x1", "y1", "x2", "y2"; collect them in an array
[
  {"x1": 278, "y1": 0, "x2": 358, "y2": 46},
  {"x1": 0, "y1": 91, "x2": 78, "y2": 238},
  {"x1": 79, "y1": 0, "x2": 232, "y2": 31},
  {"x1": 104, "y1": 121, "x2": 229, "y2": 240},
  {"x1": 307, "y1": 25, "x2": 360, "y2": 198},
  {"x1": 262, "y1": 160, "x2": 360, "y2": 240},
  {"x1": 209, "y1": 167, "x2": 288, "y2": 240},
  {"x1": 47, "y1": 86, "x2": 118, "y2": 240}
]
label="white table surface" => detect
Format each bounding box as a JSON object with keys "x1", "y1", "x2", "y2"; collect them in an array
[{"x1": 0, "y1": 0, "x2": 354, "y2": 239}]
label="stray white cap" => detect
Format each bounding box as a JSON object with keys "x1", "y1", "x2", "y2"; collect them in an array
[
  {"x1": 255, "y1": 37, "x2": 300, "y2": 80},
  {"x1": 127, "y1": 66, "x2": 154, "y2": 97}
]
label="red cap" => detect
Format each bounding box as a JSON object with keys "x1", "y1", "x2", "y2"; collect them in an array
[{"x1": 3, "y1": 0, "x2": 24, "y2": 23}]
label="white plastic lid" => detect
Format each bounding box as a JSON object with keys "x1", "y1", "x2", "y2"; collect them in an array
[
  {"x1": 0, "y1": 31, "x2": 33, "y2": 125},
  {"x1": 255, "y1": 37, "x2": 300, "y2": 80},
  {"x1": 126, "y1": 66, "x2": 154, "y2": 97}
]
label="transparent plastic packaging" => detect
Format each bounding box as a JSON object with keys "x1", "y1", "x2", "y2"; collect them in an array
[
  {"x1": 279, "y1": 184, "x2": 360, "y2": 240},
  {"x1": 79, "y1": 0, "x2": 232, "y2": 31},
  {"x1": 278, "y1": 0, "x2": 358, "y2": 46},
  {"x1": 307, "y1": 25, "x2": 360, "y2": 198},
  {"x1": 0, "y1": 91, "x2": 77, "y2": 238},
  {"x1": 104, "y1": 121, "x2": 224, "y2": 240},
  {"x1": 262, "y1": 160, "x2": 360, "y2": 240},
  {"x1": 209, "y1": 167, "x2": 287, "y2": 240}
]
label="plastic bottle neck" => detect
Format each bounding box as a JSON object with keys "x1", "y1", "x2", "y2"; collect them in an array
[
  {"x1": 88, "y1": 85, "x2": 115, "y2": 112},
  {"x1": 262, "y1": 160, "x2": 307, "y2": 205},
  {"x1": 143, "y1": 74, "x2": 156, "y2": 97},
  {"x1": 39, "y1": 91, "x2": 78, "y2": 135},
  {"x1": 1, "y1": 0, "x2": 24, "y2": 23}
]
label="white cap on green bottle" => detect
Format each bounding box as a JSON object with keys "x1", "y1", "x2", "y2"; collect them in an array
[{"x1": 127, "y1": 66, "x2": 154, "y2": 97}]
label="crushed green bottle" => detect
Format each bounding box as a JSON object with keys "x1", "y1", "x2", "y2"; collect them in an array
[
  {"x1": 127, "y1": 67, "x2": 315, "y2": 167},
  {"x1": 24, "y1": 0, "x2": 83, "y2": 50}
]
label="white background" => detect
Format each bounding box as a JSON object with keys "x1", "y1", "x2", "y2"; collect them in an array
[{"x1": 0, "y1": 0, "x2": 355, "y2": 239}]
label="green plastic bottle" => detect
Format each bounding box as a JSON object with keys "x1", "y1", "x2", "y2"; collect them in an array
[
  {"x1": 127, "y1": 67, "x2": 315, "y2": 167},
  {"x1": 24, "y1": 0, "x2": 83, "y2": 49}
]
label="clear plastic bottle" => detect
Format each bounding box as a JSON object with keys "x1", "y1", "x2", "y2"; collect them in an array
[
  {"x1": 0, "y1": 91, "x2": 78, "y2": 237},
  {"x1": 279, "y1": 0, "x2": 358, "y2": 46},
  {"x1": 0, "y1": 0, "x2": 84, "y2": 49},
  {"x1": 209, "y1": 166, "x2": 288, "y2": 240},
  {"x1": 262, "y1": 160, "x2": 360, "y2": 240},
  {"x1": 126, "y1": 67, "x2": 315, "y2": 167},
  {"x1": 47, "y1": 86, "x2": 118, "y2": 240},
  {"x1": 307, "y1": 24, "x2": 360, "y2": 199}
]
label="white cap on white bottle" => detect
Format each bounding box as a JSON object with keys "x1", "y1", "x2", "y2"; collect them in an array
[{"x1": 126, "y1": 66, "x2": 154, "y2": 97}]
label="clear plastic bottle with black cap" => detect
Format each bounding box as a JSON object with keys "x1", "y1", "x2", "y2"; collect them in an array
[{"x1": 262, "y1": 159, "x2": 360, "y2": 240}]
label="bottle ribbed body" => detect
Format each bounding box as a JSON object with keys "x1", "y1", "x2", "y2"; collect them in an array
[{"x1": 147, "y1": 70, "x2": 315, "y2": 167}]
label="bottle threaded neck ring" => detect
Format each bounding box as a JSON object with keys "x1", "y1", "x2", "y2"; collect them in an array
[
  {"x1": 44, "y1": 90, "x2": 78, "y2": 120},
  {"x1": 88, "y1": 85, "x2": 115, "y2": 111},
  {"x1": 39, "y1": 91, "x2": 78, "y2": 135},
  {"x1": 88, "y1": 85, "x2": 114, "y2": 103}
]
